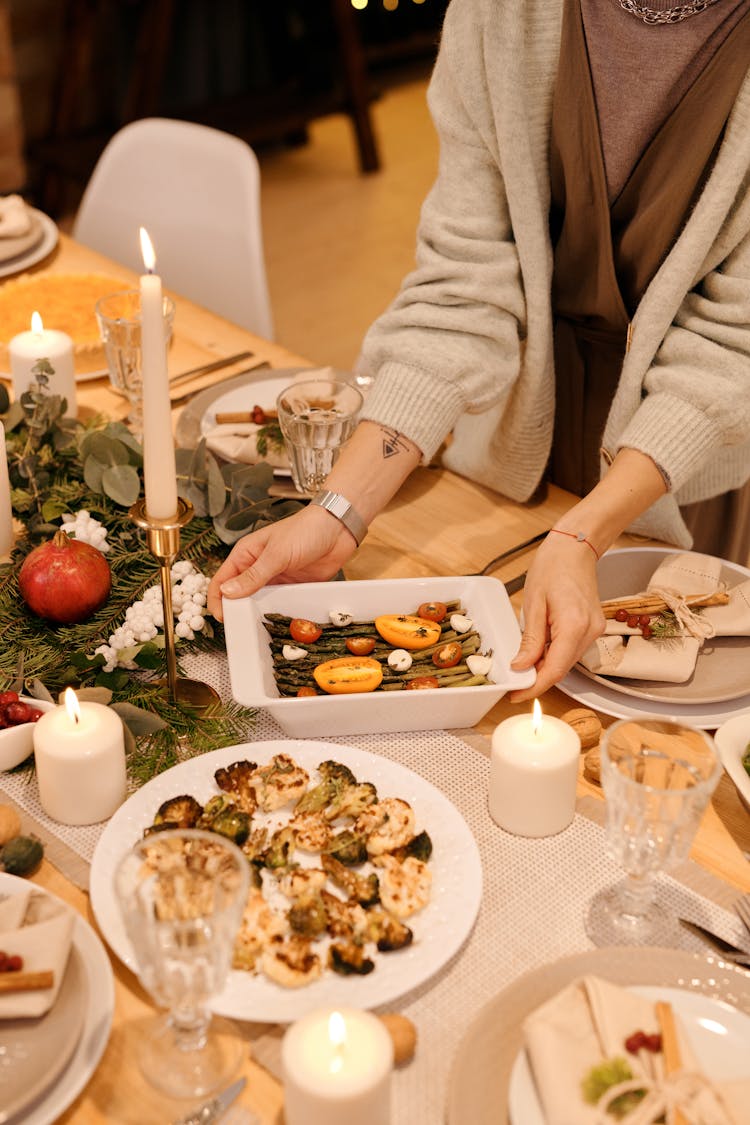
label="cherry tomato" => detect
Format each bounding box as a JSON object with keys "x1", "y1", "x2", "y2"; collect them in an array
[
  {"x1": 345, "y1": 636, "x2": 377, "y2": 656},
  {"x1": 432, "y1": 641, "x2": 463, "y2": 669},
  {"x1": 296, "y1": 686, "x2": 318, "y2": 697},
  {"x1": 375, "y1": 614, "x2": 441, "y2": 650},
  {"x1": 289, "y1": 618, "x2": 322, "y2": 644},
  {"x1": 614, "y1": 608, "x2": 629, "y2": 623},
  {"x1": 417, "y1": 601, "x2": 448, "y2": 623},
  {"x1": 313, "y1": 656, "x2": 383, "y2": 695},
  {"x1": 405, "y1": 675, "x2": 440, "y2": 690}
]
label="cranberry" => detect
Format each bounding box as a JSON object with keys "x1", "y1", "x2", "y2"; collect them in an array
[
  {"x1": 5, "y1": 701, "x2": 33, "y2": 726},
  {"x1": 615, "y1": 608, "x2": 629, "y2": 622},
  {"x1": 625, "y1": 1030, "x2": 648, "y2": 1053},
  {"x1": 641, "y1": 625, "x2": 653, "y2": 640},
  {"x1": 28, "y1": 707, "x2": 43, "y2": 721},
  {"x1": 645, "y1": 1034, "x2": 662, "y2": 1053},
  {"x1": 5, "y1": 955, "x2": 22, "y2": 972},
  {"x1": 0, "y1": 952, "x2": 7, "y2": 971},
  {"x1": 626, "y1": 615, "x2": 640, "y2": 629},
  {"x1": 0, "y1": 691, "x2": 18, "y2": 706},
  {"x1": 638, "y1": 615, "x2": 651, "y2": 627}
]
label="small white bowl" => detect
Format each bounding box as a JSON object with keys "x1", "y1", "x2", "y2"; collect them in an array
[
  {"x1": 223, "y1": 575, "x2": 536, "y2": 737},
  {"x1": 0, "y1": 697, "x2": 56, "y2": 771},
  {"x1": 714, "y1": 713, "x2": 750, "y2": 813}
]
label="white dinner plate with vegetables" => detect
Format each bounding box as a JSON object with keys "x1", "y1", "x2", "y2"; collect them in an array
[
  {"x1": 89, "y1": 739, "x2": 483, "y2": 1024},
  {"x1": 446, "y1": 947, "x2": 750, "y2": 1125}
]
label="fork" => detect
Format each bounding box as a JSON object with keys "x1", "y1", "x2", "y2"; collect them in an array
[{"x1": 735, "y1": 892, "x2": 750, "y2": 937}]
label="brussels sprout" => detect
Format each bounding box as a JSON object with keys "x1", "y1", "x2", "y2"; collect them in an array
[
  {"x1": 153, "y1": 794, "x2": 203, "y2": 829},
  {"x1": 262, "y1": 825, "x2": 295, "y2": 869},
  {"x1": 210, "y1": 807, "x2": 251, "y2": 846},
  {"x1": 328, "y1": 940, "x2": 375, "y2": 976},
  {"x1": 0, "y1": 835, "x2": 43, "y2": 877},
  {"x1": 365, "y1": 908, "x2": 414, "y2": 952},
  {"x1": 326, "y1": 829, "x2": 368, "y2": 866},
  {"x1": 321, "y1": 854, "x2": 380, "y2": 906},
  {"x1": 393, "y1": 829, "x2": 433, "y2": 864},
  {"x1": 288, "y1": 891, "x2": 328, "y2": 938}
]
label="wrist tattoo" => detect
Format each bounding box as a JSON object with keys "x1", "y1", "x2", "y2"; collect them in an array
[{"x1": 380, "y1": 426, "x2": 411, "y2": 460}]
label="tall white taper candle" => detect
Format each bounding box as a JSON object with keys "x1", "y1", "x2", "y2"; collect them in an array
[{"x1": 139, "y1": 227, "x2": 178, "y2": 520}]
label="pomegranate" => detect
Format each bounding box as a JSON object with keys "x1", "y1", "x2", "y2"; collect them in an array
[{"x1": 18, "y1": 530, "x2": 112, "y2": 624}]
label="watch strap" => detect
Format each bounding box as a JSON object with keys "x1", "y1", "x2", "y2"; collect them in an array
[{"x1": 310, "y1": 490, "x2": 368, "y2": 547}]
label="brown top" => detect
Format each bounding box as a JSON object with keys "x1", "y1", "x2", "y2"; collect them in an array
[{"x1": 581, "y1": 0, "x2": 750, "y2": 200}]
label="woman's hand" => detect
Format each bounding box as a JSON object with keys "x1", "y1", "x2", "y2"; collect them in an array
[
  {"x1": 207, "y1": 505, "x2": 358, "y2": 620},
  {"x1": 509, "y1": 534, "x2": 605, "y2": 701}
]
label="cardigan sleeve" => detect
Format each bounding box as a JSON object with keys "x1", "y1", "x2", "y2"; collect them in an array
[{"x1": 356, "y1": 4, "x2": 527, "y2": 462}]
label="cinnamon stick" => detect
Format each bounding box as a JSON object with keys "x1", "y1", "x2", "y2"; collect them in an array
[
  {"x1": 600, "y1": 591, "x2": 729, "y2": 619},
  {"x1": 0, "y1": 969, "x2": 54, "y2": 993},
  {"x1": 655, "y1": 1001, "x2": 687, "y2": 1125},
  {"x1": 215, "y1": 409, "x2": 278, "y2": 424}
]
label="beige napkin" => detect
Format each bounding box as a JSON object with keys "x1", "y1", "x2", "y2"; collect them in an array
[
  {"x1": 580, "y1": 552, "x2": 749, "y2": 683},
  {"x1": 523, "y1": 974, "x2": 746, "y2": 1124},
  {"x1": 0, "y1": 194, "x2": 32, "y2": 237},
  {"x1": 0, "y1": 890, "x2": 75, "y2": 1018},
  {"x1": 204, "y1": 422, "x2": 289, "y2": 470}
]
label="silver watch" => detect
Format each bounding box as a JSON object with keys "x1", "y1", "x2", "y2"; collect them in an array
[{"x1": 311, "y1": 490, "x2": 368, "y2": 547}]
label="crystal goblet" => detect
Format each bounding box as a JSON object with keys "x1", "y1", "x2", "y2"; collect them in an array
[
  {"x1": 585, "y1": 716, "x2": 721, "y2": 947},
  {"x1": 276, "y1": 377, "x2": 363, "y2": 495},
  {"x1": 115, "y1": 828, "x2": 249, "y2": 1099},
  {"x1": 95, "y1": 289, "x2": 175, "y2": 438}
]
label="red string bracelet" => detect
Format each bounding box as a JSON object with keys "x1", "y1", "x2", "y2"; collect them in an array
[{"x1": 549, "y1": 529, "x2": 600, "y2": 559}]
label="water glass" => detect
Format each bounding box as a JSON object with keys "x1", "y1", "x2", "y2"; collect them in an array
[
  {"x1": 276, "y1": 377, "x2": 363, "y2": 494},
  {"x1": 586, "y1": 716, "x2": 721, "y2": 947},
  {"x1": 115, "y1": 828, "x2": 249, "y2": 1099},
  {"x1": 96, "y1": 289, "x2": 175, "y2": 437}
]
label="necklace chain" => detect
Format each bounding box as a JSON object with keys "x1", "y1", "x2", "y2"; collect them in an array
[{"x1": 618, "y1": 0, "x2": 722, "y2": 24}]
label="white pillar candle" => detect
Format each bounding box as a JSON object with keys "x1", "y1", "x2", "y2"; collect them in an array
[
  {"x1": 33, "y1": 688, "x2": 127, "y2": 826},
  {"x1": 282, "y1": 1007, "x2": 393, "y2": 1125},
  {"x1": 9, "y1": 311, "x2": 77, "y2": 414},
  {"x1": 0, "y1": 422, "x2": 12, "y2": 559},
  {"x1": 139, "y1": 227, "x2": 178, "y2": 520},
  {"x1": 489, "y1": 700, "x2": 580, "y2": 837}
]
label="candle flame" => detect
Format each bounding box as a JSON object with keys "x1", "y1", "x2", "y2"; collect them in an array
[
  {"x1": 328, "y1": 1010, "x2": 346, "y2": 1074},
  {"x1": 31, "y1": 311, "x2": 43, "y2": 334},
  {"x1": 139, "y1": 226, "x2": 156, "y2": 273},
  {"x1": 64, "y1": 687, "x2": 81, "y2": 726},
  {"x1": 532, "y1": 698, "x2": 543, "y2": 734}
]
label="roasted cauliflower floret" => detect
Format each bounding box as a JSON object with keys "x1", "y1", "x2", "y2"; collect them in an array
[
  {"x1": 214, "y1": 760, "x2": 258, "y2": 814},
  {"x1": 321, "y1": 853, "x2": 380, "y2": 906},
  {"x1": 290, "y1": 811, "x2": 332, "y2": 852},
  {"x1": 278, "y1": 867, "x2": 328, "y2": 899},
  {"x1": 373, "y1": 855, "x2": 432, "y2": 918},
  {"x1": 357, "y1": 798, "x2": 416, "y2": 856},
  {"x1": 261, "y1": 934, "x2": 323, "y2": 988},
  {"x1": 320, "y1": 890, "x2": 368, "y2": 941},
  {"x1": 252, "y1": 754, "x2": 309, "y2": 811},
  {"x1": 365, "y1": 907, "x2": 414, "y2": 952},
  {"x1": 233, "y1": 888, "x2": 287, "y2": 971}
]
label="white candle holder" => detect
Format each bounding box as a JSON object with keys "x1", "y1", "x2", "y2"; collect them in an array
[{"x1": 129, "y1": 497, "x2": 219, "y2": 710}]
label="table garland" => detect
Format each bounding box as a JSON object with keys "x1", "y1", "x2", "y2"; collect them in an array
[{"x1": 0, "y1": 366, "x2": 304, "y2": 785}]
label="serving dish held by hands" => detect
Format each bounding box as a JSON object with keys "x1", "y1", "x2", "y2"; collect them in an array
[{"x1": 222, "y1": 575, "x2": 535, "y2": 737}]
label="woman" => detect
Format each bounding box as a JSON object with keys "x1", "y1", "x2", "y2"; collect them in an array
[{"x1": 207, "y1": 0, "x2": 750, "y2": 701}]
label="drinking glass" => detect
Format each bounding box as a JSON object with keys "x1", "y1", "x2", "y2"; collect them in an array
[
  {"x1": 96, "y1": 289, "x2": 175, "y2": 438},
  {"x1": 115, "y1": 828, "x2": 249, "y2": 1099},
  {"x1": 585, "y1": 717, "x2": 721, "y2": 946},
  {"x1": 276, "y1": 377, "x2": 363, "y2": 494}
]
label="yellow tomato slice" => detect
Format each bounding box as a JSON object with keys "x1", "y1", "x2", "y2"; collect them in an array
[
  {"x1": 313, "y1": 656, "x2": 383, "y2": 694},
  {"x1": 374, "y1": 614, "x2": 442, "y2": 650}
]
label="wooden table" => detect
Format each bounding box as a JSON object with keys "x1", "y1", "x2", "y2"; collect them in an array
[{"x1": 5, "y1": 234, "x2": 750, "y2": 1123}]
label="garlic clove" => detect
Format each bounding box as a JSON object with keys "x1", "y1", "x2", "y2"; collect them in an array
[
  {"x1": 450, "y1": 613, "x2": 473, "y2": 634},
  {"x1": 388, "y1": 648, "x2": 413, "y2": 672},
  {"x1": 282, "y1": 644, "x2": 308, "y2": 661},
  {"x1": 466, "y1": 652, "x2": 492, "y2": 677},
  {"x1": 329, "y1": 609, "x2": 354, "y2": 628}
]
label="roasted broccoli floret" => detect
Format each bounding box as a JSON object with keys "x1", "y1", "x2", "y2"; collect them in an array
[
  {"x1": 327, "y1": 781, "x2": 378, "y2": 821},
  {"x1": 318, "y1": 760, "x2": 357, "y2": 787},
  {"x1": 365, "y1": 908, "x2": 414, "y2": 952},
  {"x1": 214, "y1": 760, "x2": 258, "y2": 814},
  {"x1": 288, "y1": 891, "x2": 328, "y2": 938},
  {"x1": 326, "y1": 829, "x2": 368, "y2": 866},
  {"x1": 153, "y1": 794, "x2": 203, "y2": 829},
  {"x1": 328, "y1": 940, "x2": 375, "y2": 976},
  {"x1": 262, "y1": 825, "x2": 295, "y2": 869},
  {"x1": 393, "y1": 829, "x2": 433, "y2": 864},
  {"x1": 210, "y1": 807, "x2": 251, "y2": 846},
  {"x1": 321, "y1": 854, "x2": 380, "y2": 906},
  {"x1": 295, "y1": 760, "x2": 359, "y2": 817}
]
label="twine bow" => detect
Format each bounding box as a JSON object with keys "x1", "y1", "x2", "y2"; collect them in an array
[
  {"x1": 648, "y1": 585, "x2": 723, "y2": 641},
  {"x1": 596, "y1": 1070, "x2": 735, "y2": 1124}
]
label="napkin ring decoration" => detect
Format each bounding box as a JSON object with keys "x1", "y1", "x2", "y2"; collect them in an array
[{"x1": 311, "y1": 490, "x2": 368, "y2": 547}]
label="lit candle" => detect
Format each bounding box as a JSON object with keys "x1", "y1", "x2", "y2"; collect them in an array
[
  {"x1": 32, "y1": 688, "x2": 127, "y2": 825},
  {"x1": 139, "y1": 227, "x2": 178, "y2": 520},
  {"x1": 282, "y1": 1007, "x2": 393, "y2": 1125},
  {"x1": 0, "y1": 422, "x2": 12, "y2": 559},
  {"x1": 9, "y1": 311, "x2": 77, "y2": 413},
  {"x1": 489, "y1": 699, "x2": 580, "y2": 837}
]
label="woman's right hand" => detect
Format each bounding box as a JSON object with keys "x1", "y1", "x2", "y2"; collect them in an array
[{"x1": 206, "y1": 504, "x2": 359, "y2": 621}]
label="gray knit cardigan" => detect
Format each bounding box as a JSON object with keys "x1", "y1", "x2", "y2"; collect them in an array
[{"x1": 357, "y1": 0, "x2": 750, "y2": 547}]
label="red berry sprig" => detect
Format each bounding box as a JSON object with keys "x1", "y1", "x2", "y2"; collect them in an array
[{"x1": 614, "y1": 610, "x2": 653, "y2": 640}]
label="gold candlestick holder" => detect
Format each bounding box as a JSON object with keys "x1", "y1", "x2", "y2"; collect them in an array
[{"x1": 129, "y1": 497, "x2": 220, "y2": 710}]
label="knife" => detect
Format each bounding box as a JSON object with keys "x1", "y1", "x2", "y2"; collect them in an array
[
  {"x1": 504, "y1": 571, "x2": 528, "y2": 596},
  {"x1": 678, "y1": 918, "x2": 750, "y2": 965},
  {"x1": 172, "y1": 1076, "x2": 247, "y2": 1125},
  {"x1": 170, "y1": 350, "x2": 255, "y2": 387},
  {"x1": 170, "y1": 359, "x2": 270, "y2": 406}
]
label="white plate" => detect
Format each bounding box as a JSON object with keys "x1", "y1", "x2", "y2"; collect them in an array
[
  {"x1": 0, "y1": 872, "x2": 114, "y2": 1125},
  {"x1": 0, "y1": 210, "x2": 58, "y2": 280},
  {"x1": 573, "y1": 548, "x2": 750, "y2": 706},
  {"x1": 223, "y1": 575, "x2": 535, "y2": 738},
  {"x1": 446, "y1": 946, "x2": 750, "y2": 1125},
  {"x1": 509, "y1": 985, "x2": 750, "y2": 1124},
  {"x1": 714, "y1": 713, "x2": 750, "y2": 812},
  {"x1": 90, "y1": 739, "x2": 483, "y2": 1024}
]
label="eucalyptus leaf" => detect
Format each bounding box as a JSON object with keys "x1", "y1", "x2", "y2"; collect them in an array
[
  {"x1": 111, "y1": 701, "x2": 168, "y2": 734},
  {"x1": 73, "y1": 686, "x2": 114, "y2": 705},
  {"x1": 42, "y1": 497, "x2": 68, "y2": 522},
  {"x1": 206, "y1": 451, "x2": 227, "y2": 517},
  {"x1": 182, "y1": 481, "x2": 207, "y2": 517},
  {"x1": 25, "y1": 677, "x2": 55, "y2": 702},
  {"x1": 189, "y1": 436, "x2": 209, "y2": 484},
  {"x1": 83, "y1": 454, "x2": 105, "y2": 493},
  {"x1": 83, "y1": 432, "x2": 130, "y2": 466},
  {"x1": 102, "y1": 462, "x2": 141, "y2": 506}
]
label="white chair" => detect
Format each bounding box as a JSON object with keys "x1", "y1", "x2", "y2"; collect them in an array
[{"x1": 73, "y1": 117, "x2": 273, "y2": 339}]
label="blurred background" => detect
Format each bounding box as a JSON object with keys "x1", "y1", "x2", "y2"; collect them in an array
[{"x1": 1, "y1": 0, "x2": 449, "y2": 368}]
